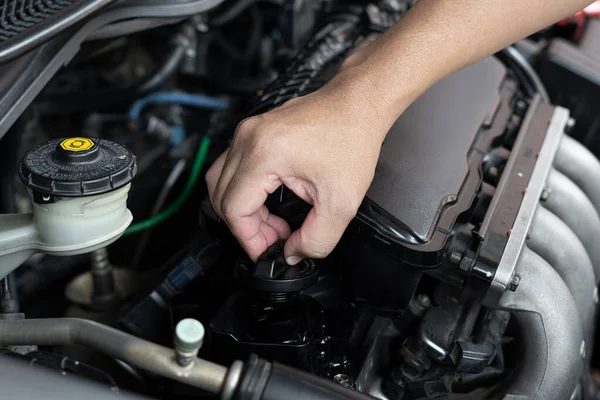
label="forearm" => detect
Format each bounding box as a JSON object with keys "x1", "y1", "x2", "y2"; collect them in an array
[{"x1": 338, "y1": 0, "x2": 593, "y2": 134}]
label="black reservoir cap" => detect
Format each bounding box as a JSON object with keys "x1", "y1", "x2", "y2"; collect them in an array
[{"x1": 19, "y1": 137, "x2": 137, "y2": 197}]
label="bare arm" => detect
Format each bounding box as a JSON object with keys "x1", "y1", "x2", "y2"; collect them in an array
[
  {"x1": 340, "y1": 0, "x2": 594, "y2": 132},
  {"x1": 206, "y1": 0, "x2": 592, "y2": 264}
]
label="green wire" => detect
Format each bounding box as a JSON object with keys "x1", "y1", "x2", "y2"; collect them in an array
[{"x1": 124, "y1": 136, "x2": 211, "y2": 236}]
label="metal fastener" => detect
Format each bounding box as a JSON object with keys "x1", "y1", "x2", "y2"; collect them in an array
[
  {"x1": 333, "y1": 374, "x2": 353, "y2": 388},
  {"x1": 508, "y1": 274, "x2": 521, "y2": 291},
  {"x1": 540, "y1": 188, "x2": 551, "y2": 202},
  {"x1": 450, "y1": 251, "x2": 463, "y2": 265}
]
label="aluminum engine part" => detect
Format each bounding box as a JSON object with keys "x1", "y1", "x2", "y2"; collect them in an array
[{"x1": 482, "y1": 104, "x2": 600, "y2": 399}]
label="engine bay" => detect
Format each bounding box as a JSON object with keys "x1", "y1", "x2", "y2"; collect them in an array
[{"x1": 0, "y1": 1, "x2": 600, "y2": 399}]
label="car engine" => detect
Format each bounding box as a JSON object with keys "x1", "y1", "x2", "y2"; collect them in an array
[{"x1": 0, "y1": 1, "x2": 599, "y2": 399}]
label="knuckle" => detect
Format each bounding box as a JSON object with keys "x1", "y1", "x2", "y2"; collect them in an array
[
  {"x1": 299, "y1": 231, "x2": 332, "y2": 259},
  {"x1": 220, "y1": 196, "x2": 235, "y2": 218},
  {"x1": 235, "y1": 116, "x2": 262, "y2": 138},
  {"x1": 327, "y1": 192, "x2": 361, "y2": 220},
  {"x1": 205, "y1": 165, "x2": 218, "y2": 188},
  {"x1": 245, "y1": 128, "x2": 282, "y2": 163}
]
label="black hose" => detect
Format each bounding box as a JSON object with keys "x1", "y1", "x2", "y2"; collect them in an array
[
  {"x1": 38, "y1": 28, "x2": 191, "y2": 111},
  {"x1": 212, "y1": 4, "x2": 263, "y2": 63},
  {"x1": 230, "y1": 356, "x2": 373, "y2": 400},
  {"x1": 209, "y1": 0, "x2": 282, "y2": 27},
  {"x1": 245, "y1": 5, "x2": 263, "y2": 60},
  {"x1": 137, "y1": 39, "x2": 188, "y2": 94},
  {"x1": 500, "y1": 46, "x2": 550, "y2": 103}
]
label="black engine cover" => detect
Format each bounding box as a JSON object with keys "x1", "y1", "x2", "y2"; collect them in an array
[
  {"x1": 342, "y1": 57, "x2": 519, "y2": 310},
  {"x1": 354, "y1": 56, "x2": 513, "y2": 267},
  {"x1": 363, "y1": 57, "x2": 506, "y2": 244}
]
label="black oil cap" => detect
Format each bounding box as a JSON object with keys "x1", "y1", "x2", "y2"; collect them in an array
[
  {"x1": 19, "y1": 137, "x2": 137, "y2": 197},
  {"x1": 235, "y1": 241, "x2": 318, "y2": 292}
]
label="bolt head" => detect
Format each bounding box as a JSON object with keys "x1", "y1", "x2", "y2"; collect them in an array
[
  {"x1": 508, "y1": 274, "x2": 521, "y2": 291},
  {"x1": 333, "y1": 374, "x2": 353, "y2": 388}
]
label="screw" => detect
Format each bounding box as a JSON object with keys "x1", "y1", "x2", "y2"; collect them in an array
[
  {"x1": 450, "y1": 251, "x2": 463, "y2": 265},
  {"x1": 508, "y1": 274, "x2": 521, "y2": 291},
  {"x1": 333, "y1": 374, "x2": 353, "y2": 388},
  {"x1": 540, "y1": 188, "x2": 551, "y2": 202},
  {"x1": 91, "y1": 248, "x2": 111, "y2": 271}
]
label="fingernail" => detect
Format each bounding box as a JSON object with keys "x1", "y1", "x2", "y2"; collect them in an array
[{"x1": 286, "y1": 256, "x2": 302, "y2": 265}]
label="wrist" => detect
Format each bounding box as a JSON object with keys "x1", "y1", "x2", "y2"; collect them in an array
[{"x1": 333, "y1": 48, "x2": 415, "y2": 136}]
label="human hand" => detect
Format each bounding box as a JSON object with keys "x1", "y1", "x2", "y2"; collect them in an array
[{"x1": 206, "y1": 67, "x2": 400, "y2": 264}]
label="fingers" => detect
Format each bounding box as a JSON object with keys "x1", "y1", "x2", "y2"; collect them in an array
[
  {"x1": 283, "y1": 203, "x2": 354, "y2": 265},
  {"x1": 206, "y1": 148, "x2": 228, "y2": 215},
  {"x1": 235, "y1": 206, "x2": 290, "y2": 261},
  {"x1": 258, "y1": 205, "x2": 292, "y2": 240},
  {"x1": 209, "y1": 148, "x2": 290, "y2": 260}
]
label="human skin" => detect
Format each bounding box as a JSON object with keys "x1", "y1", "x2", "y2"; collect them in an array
[{"x1": 206, "y1": 0, "x2": 594, "y2": 265}]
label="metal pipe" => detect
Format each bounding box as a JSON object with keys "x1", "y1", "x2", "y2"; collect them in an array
[
  {"x1": 544, "y1": 169, "x2": 600, "y2": 277},
  {"x1": 554, "y1": 135, "x2": 600, "y2": 214},
  {"x1": 528, "y1": 207, "x2": 595, "y2": 353},
  {"x1": 0, "y1": 318, "x2": 227, "y2": 394},
  {"x1": 495, "y1": 247, "x2": 582, "y2": 400}
]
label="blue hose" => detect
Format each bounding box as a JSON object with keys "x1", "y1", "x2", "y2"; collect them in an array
[
  {"x1": 128, "y1": 91, "x2": 230, "y2": 121},
  {"x1": 128, "y1": 91, "x2": 229, "y2": 144}
]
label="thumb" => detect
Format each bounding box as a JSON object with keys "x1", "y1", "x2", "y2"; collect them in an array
[{"x1": 283, "y1": 205, "x2": 353, "y2": 265}]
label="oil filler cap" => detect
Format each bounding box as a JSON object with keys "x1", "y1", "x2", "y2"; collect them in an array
[
  {"x1": 235, "y1": 241, "x2": 318, "y2": 292},
  {"x1": 19, "y1": 137, "x2": 137, "y2": 197}
]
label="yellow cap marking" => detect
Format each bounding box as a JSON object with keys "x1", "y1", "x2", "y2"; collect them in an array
[{"x1": 60, "y1": 137, "x2": 95, "y2": 152}]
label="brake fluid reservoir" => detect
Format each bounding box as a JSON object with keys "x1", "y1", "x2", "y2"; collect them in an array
[
  {"x1": 18, "y1": 137, "x2": 137, "y2": 251},
  {"x1": 0, "y1": 137, "x2": 136, "y2": 280}
]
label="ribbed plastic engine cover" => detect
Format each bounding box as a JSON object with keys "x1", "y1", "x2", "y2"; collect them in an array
[{"x1": 0, "y1": 0, "x2": 114, "y2": 62}]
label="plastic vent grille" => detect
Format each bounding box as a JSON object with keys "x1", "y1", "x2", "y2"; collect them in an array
[{"x1": 0, "y1": 0, "x2": 80, "y2": 41}]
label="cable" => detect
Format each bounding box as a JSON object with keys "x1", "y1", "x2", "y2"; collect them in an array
[
  {"x1": 128, "y1": 91, "x2": 229, "y2": 122},
  {"x1": 124, "y1": 137, "x2": 211, "y2": 236},
  {"x1": 211, "y1": 4, "x2": 263, "y2": 64},
  {"x1": 131, "y1": 159, "x2": 187, "y2": 267},
  {"x1": 502, "y1": 46, "x2": 550, "y2": 103},
  {"x1": 38, "y1": 27, "x2": 192, "y2": 112},
  {"x1": 209, "y1": 0, "x2": 282, "y2": 27}
]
